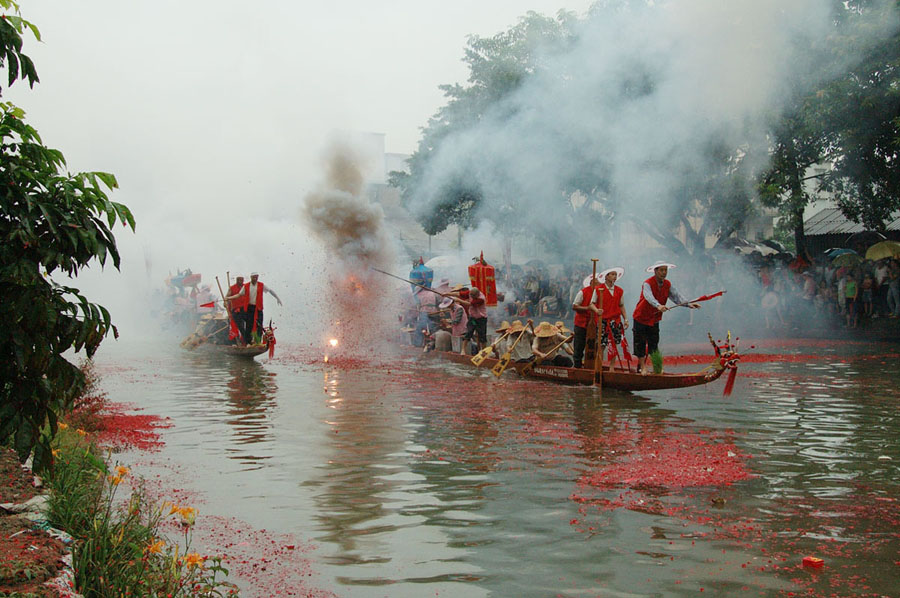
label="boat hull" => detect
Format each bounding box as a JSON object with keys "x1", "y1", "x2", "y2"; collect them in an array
[
  {"x1": 193, "y1": 342, "x2": 269, "y2": 359},
  {"x1": 415, "y1": 349, "x2": 725, "y2": 391}
]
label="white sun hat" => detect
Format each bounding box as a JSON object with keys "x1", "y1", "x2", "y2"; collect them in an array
[
  {"x1": 599, "y1": 266, "x2": 625, "y2": 280},
  {"x1": 582, "y1": 274, "x2": 598, "y2": 287},
  {"x1": 645, "y1": 261, "x2": 676, "y2": 273}
]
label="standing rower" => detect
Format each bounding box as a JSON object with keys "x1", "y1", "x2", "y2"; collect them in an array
[
  {"x1": 226, "y1": 275, "x2": 247, "y2": 345},
  {"x1": 632, "y1": 261, "x2": 699, "y2": 374},
  {"x1": 595, "y1": 267, "x2": 627, "y2": 367},
  {"x1": 227, "y1": 271, "x2": 283, "y2": 344},
  {"x1": 571, "y1": 274, "x2": 602, "y2": 369}
]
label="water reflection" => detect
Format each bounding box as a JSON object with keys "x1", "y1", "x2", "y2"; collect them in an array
[
  {"x1": 174, "y1": 350, "x2": 278, "y2": 467},
  {"x1": 102, "y1": 341, "x2": 900, "y2": 598},
  {"x1": 223, "y1": 358, "x2": 277, "y2": 451}
]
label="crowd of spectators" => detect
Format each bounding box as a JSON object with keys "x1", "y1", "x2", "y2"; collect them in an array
[
  {"x1": 491, "y1": 249, "x2": 900, "y2": 336},
  {"x1": 755, "y1": 253, "x2": 900, "y2": 329}
]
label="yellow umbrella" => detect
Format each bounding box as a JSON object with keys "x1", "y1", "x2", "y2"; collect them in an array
[
  {"x1": 832, "y1": 253, "x2": 863, "y2": 267},
  {"x1": 865, "y1": 240, "x2": 900, "y2": 261}
]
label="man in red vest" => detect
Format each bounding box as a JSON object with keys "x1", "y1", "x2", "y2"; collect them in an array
[
  {"x1": 227, "y1": 272, "x2": 282, "y2": 344},
  {"x1": 226, "y1": 275, "x2": 248, "y2": 345},
  {"x1": 632, "y1": 261, "x2": 699, "y2": 374},
  {"x1": 570, "y1": 274, "x2": 602, "y2": 369},
  {"x1": 596, "y1": 267, "x2": 627, "y2": 367}
]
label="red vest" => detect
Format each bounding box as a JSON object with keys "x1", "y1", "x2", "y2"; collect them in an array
[
  {"x1": 244, "y1": 282, "x2": 264, "y2": 310},
  {"x1": 600, "y1": 284, "x2": 624, "y2": 320},
  {"x1": 228, "y1": 283, "x2": 248, "y2": 311},
  {"x1": 573, "y1": 285, "x2": 601, "y2": 328},
  {"x1": 633, "y1": 276, "x2": 670, "y2": 326}
]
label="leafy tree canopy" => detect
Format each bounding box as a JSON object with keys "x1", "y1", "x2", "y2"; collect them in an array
[{"x1": 0, "y1": 1, "x2": 135, "y2": 471}]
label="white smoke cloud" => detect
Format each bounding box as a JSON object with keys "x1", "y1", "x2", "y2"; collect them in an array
[{"x1": 410, "y1": 0, "x2": 896, "y2": 247}]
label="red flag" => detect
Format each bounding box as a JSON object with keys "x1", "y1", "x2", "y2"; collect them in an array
[
  {"x1": 199, "y1": 301, "x2": 216, "y2": 308},
  {"x1": 693, "y1": 290, "x2": 725, "y2": 302}
]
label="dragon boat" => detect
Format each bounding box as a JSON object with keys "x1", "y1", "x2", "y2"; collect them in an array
[
  {"x1": 180, "y1": 313, "x2": 276, "y2": 360},
  {"x1": 412, "y1": 333, "x2": 740, "y2": 394}
]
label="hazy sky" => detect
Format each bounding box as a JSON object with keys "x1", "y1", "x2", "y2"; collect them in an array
[
  {"x1": 5, "y1": 1, "x2": 592, "y2": 339},
  {"x1": 10, "y1": 1, "x2": 593, "y2": 176}
]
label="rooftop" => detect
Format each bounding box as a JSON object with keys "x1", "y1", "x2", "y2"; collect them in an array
[{"x1": 803, "y1": 208, "x2": 900, "y2": 236}]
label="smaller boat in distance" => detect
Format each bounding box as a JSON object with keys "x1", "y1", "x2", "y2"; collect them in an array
[{"x1": 180, "y1": 313, "x2": 275, "y2": 360}]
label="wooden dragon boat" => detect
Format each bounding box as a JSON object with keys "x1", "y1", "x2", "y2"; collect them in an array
[
  {"x1": 412, "y1": 335, "x2": 740, "y2": 393},
  {"x1": 198, "y1": 342, "x2": 270, "y2": 359},
  {"x1": 180, "y1": 314, "x2": 276, "y2": 360}
]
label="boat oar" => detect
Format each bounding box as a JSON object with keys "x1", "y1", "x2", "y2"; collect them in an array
[
  {"x1": 521, "y1": 332, "x2": 574, "y2": 375},
  {"x1": 586, "y1": 258, "x2": 603, "y2": 391},
  {"x1": 215, "y1": 276, "x2": 245, "y2": 347},
  {"x1": 491, "y1": 320, "x2": 533, "y2": 377},
  {"x1": 472, "y1": 328, "x2": 513, "y2": 366},
  {"x1": 593, "y1": 315, "x2": 603, "y2": 389}
]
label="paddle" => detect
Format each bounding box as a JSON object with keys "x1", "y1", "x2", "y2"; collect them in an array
[
  {"x1": 472, "y1": 328, "x2": 513, "y2": 366},
  {"x1": 521, "y1": 331, "x2": 574, "y2": 375},
  {"x1": 491, "y1": 320, "x2": 533, "y2": 377}
]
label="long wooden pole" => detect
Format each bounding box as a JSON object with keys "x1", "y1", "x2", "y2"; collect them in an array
[
  {"x1": 591, "y1": 259, "x2": 603, "y2": 392},
  {"x1": 215, "y1": 276, "x2": 244, "y2": 347},
  {"x1": 370, "y1": 267, "x2": 454, "y2": 298}
]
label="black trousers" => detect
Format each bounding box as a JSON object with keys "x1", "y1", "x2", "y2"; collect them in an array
[
  {"x1": 572, "y1": 325, "x2": 587, "y2": 368},
  {"x1": 230, "y1": 310, "x2": 246, "y2": 344},
  {"x1": 632, "y1": 320, "x2": 659, "y2": 358},
  {"x1": 245, "y1": 305, "x2": 263, "y2": 343},
  {"x1": 548, "y1": 354, "x2": 573, "y2": 367}
]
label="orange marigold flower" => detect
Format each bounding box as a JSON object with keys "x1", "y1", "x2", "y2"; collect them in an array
[
  {"x1": 107, "y1": 474, "x2": 123, "y2": 486},
  {"x1": 58, "y1": 422, "x2": 69, "y2": 430},
  {"x1": 115, "y1": 465, "x2": 130, "y2": 477},
  {"x1": 76, "y1": 428, "x2": 87, "y2": 436}
]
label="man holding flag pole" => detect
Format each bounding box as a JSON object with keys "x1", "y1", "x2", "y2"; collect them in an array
[{"x1": 632, "y1": 261, "x2": 700, "y2": 375}]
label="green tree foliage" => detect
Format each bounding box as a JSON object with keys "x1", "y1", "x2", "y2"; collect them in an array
[
  {"x1": 390, "y1": 11, "x2": 577, "y2": 239},
  {"x1": 817, "y1": 0, "x2": 900, "y2": 230},
  {"x1": 0, "y1": 2, "x2": 135, "y2": 471},
  {"x1": 761, "y1": 0, "x2": 900, "y2": 242}
]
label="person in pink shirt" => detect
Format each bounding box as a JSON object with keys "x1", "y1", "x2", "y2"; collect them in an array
[
  {"x1": 453, "y1": 287, "x2": 488, "y2": 355},
  {"x1": 443, "y1": 295, "x2": 469, "y2": 354}
]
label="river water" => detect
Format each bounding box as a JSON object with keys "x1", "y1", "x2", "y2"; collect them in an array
[{"x1": 94, "y1": 337, "x2": 900, "y2": 598}]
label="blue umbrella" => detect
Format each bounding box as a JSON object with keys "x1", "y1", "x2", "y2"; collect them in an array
[{"x1": 825, "y1": 248, "x2": 858, "y2": 258}]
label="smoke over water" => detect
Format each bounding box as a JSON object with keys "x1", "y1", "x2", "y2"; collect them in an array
[{"x1": 301, "y1": 144, "x2": 396, "y2": 355}]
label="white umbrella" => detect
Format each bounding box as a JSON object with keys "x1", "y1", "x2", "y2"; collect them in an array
[{"x1": 424, "y1": 255, "x2": 458, "y2": 269}]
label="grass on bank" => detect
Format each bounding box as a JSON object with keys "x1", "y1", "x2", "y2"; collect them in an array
[{"x1": 38, "y1": 362, "x2": 240, "y2": 598}]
